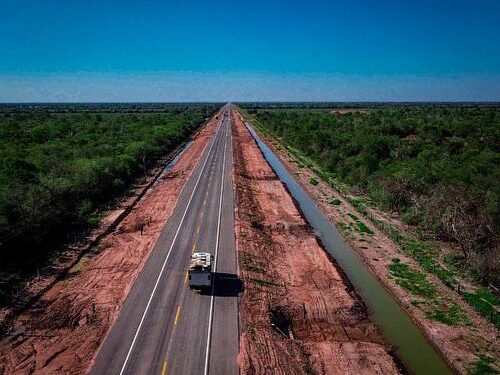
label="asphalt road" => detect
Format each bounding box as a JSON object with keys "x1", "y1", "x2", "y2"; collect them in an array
[{"x1": 91, "y1": 105, "x2": 238, "y2": 375}]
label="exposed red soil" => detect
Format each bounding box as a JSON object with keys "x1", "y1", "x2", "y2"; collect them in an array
[
  {"x1": 0, "y1": 111, "x2": 221, "y2": 375},
  {"x1": 252, "y1": 117, "x2": 500, "y2": 373},
  {"x1": 232, "y1": 109, "x2": 401, "y2": 375}
]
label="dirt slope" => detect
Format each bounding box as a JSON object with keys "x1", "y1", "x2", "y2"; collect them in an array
[
  {"x1": 232, "y1": 108, "x2": 401, "y2": 375},
  {"x1": 0, "y1": 113, "x2": 220, "y2": 374}
]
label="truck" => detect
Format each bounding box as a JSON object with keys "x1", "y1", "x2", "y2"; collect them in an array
[{"x1": 188, "y1": 252, "x2": 213, "y2": 289}]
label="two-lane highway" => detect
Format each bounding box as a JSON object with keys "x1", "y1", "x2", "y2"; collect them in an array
[{"x1": 91, "y1": 105, "x2": 238, "y2": 375}]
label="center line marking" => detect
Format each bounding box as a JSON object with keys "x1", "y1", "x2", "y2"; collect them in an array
[
  {"x1": 161, "y1": 361, "x2": 168, "y2": 375},
  {"x1": 174, "y1": 306, "x2": 182, "y2": 326},
  {"x1": 204, "y1": 111, "x2": 230, "y2": 375}
]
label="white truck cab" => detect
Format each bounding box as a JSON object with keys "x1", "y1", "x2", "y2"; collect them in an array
[{"x1": 188, "y1": 252, "x2": 213, "y2": 289}]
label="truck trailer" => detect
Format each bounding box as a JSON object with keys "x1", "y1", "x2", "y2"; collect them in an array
[{"x1": 188, "y1": 252, "x2": 213, "y2": 289}]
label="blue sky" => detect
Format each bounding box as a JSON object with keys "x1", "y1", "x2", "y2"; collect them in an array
[{"x1": 1, "y1": 0, "x2": 499, "y2": 101}]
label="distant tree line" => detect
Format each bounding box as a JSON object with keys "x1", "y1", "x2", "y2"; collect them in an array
[
  {"x1": 0, "y1": 102, "x2": 225, "y2": 115},
  {"x1": 0, "y1": 105, "x2": 218, "y2": 276},
  {"x1": 249, "y1": 106, "x2": 500, "y2": 284},
  {"x1": 237, "y1": 102, "x2": 500, "y2": 110}
]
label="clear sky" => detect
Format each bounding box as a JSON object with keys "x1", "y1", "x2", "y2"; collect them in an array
[{"x1": 1, "y1": 0, "x2": 499, "y2": 102}]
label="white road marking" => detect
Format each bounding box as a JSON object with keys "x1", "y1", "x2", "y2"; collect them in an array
[
  {"x1": 160, "y1": 113, "x2": 227, "y2": 371},
  {"x1": 118, "y1": 117, "x2": 224, "y2": 375},
  {"x1": 203, "y1": 113, "x2": 229, "y2": 375}
]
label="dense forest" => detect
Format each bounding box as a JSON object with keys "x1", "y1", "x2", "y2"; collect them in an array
[
  {"x1": 247, "y1": 105, "x2": 500, "y2": 284},
  {"x1": 0, "y1": 104, "x2": 218, "y2": 277}
]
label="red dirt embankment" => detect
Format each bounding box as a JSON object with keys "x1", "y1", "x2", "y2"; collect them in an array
[
  {"x1": 232, "y1": 109, "x2": 401, "y2": 374},
  {"x1": 0, "y1": 112, "x2": 220, "y2": 374}
]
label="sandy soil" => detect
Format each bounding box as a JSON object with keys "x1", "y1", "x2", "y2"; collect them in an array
[
  {"x1": 251, "y1": 116, "x2": 500, "y2": 374},
  {"x1": 0, "y1": 111, "x2": 221, "y2": 374},
  {"x1": 232, "y1": 109, "x2": 401, "y2": 375}
]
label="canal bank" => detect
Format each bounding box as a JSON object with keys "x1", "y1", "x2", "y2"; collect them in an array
[
  {"x1": 243, "y1": 121, "x2": 454, "y2": 375},
  {"x1": 232, "y1": 109, "x2": 402, "y2": 374}
]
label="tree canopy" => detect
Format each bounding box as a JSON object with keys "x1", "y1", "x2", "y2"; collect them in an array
[
  {"x1": 0, "y1": 105, "x2": 218, "y2": 274},
  {"x1": 249, "y1": 105, "x2": 500, "y2": 283}
]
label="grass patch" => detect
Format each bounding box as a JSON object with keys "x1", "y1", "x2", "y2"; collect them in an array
[
  {"x1": 348, "y1": 197, "x2": 368, "y2": 215},
  {"x1": 348, "y1": 213, "x2": 359, "y2": 221},
  {"x1": 311, "y1": 167, "x2": 332, "y2": 182},
  {"x1": 330, "y1": 198, "x2": 341, "y2": 205},
  {"x1": 309, "y1": 177, "x2": 319, "y2": 186},
  {"x1": 377, "y1": 208, "x2": 495, "y2": 327},
  {"x1": 389, "y1": 259, "x2": 437, "y2": 299},
  {"x1": 462, "y1": 289, "x2": 500, "y2": 329},
  {"x1": 385, "y1": 225, "x2": 457, "y2": 286},
  {"x1": 411, "y1": 300, "x2": 424, "y2": 307},
  {"x1": 346, "y1": 212, "x2": 374, "y2": 234},
  {"x1": 388, "y1": 259, "x2": 470, "y2": 326},
  {"x1": 356, "y1": 221, "x2": 374, "y2": 235},
  {"x1": 470, "y1": 355, "x2": 499, "y2": 375},
  {"x1": 336, "y1": 222, "x2": 351, "y2": 232},
  {"x1": 426, "y1": 300, "x2": 470, "y2": 326}
]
